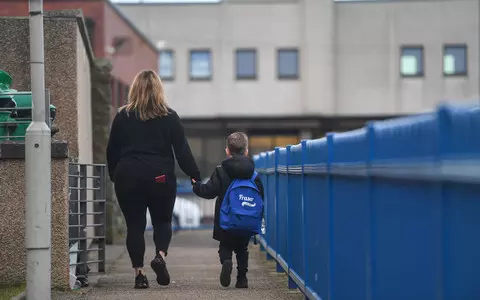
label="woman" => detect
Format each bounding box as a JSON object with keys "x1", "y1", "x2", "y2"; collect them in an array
[{"x1": 107, "y1": 70, "x2": 201, "y2": 289}]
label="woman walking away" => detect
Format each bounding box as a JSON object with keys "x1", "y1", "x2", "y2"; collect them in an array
[{"x1": 107, "y1": 70, "x2": 201, "y2": 289}]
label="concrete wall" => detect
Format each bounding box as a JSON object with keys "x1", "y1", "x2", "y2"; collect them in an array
[
  {"x1": 118, "y1": 0, "x2": 479, "y2": 118},
  {"x1": 0, "y1": 142, "x2": 70, "y2": 289},
  {"x1": 118, "y1": 0, "x2": 304, "y2": 118},
  {"x1": 335, "y1": 0, "x2": 479, "y2": 116},
  {"x1": 104, "y1": 2, "x2": 159, "y2": 85},
  {"x1": 301, "y1": 0, "x2": 335, "y2": 115},
  {"x1": 0, "y1": 13, "x2": 94, "y2": 161}
]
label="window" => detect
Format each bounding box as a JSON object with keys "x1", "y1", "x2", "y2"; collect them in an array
[
  {"x1": 443, "y1": 45, "x2": 467, "y2": 76},
  {"x1": 400, "y1": 46, "x2": 424, "y2": 77},
  {"x1": 236, "y1": 49, "x2": 257, "y2": 79},
  {"x1": 112, "y1": 36, "x2": 132, "y2": 55},
  {"x1": 190, "y1": 50, "x2": 212, "y2": 80},
  {"x1": 277, "y1": 49, "x2": 299, "y2": 79},
  {"x1": 158, "y1": 50, "x2": 174, "y2": 80}
]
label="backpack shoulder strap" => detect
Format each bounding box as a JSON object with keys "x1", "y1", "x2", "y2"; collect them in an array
[{"x1": 250, "y1": 171, "x2": 258, "y2": 182}]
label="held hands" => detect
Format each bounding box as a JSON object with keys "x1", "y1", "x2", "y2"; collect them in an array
[{"x1": 191, "y1": 178, "x2": 197, "y2": 185}]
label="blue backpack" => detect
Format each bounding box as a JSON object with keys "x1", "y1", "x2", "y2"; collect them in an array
[{"x1": 220, "y1": 171, "x2": 263, "y2": 236}]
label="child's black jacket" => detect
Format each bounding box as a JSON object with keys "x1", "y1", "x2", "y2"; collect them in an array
[{"x1": 192, "y1": 155, "x2": 264, "y2": 241}]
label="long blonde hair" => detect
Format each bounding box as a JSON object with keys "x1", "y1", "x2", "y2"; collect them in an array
[{"x1": 123, "y1": 69, "x2": 169, "y2": 120}]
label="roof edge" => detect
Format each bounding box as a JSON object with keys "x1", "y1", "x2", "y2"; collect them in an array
[{"x1": 105, "y1": 0, "x2": 159, "y2": 54}]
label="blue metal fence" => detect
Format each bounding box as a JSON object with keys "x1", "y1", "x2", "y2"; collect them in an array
[{"x1": 254, "y1": 103, "x2": 480, "y2": 300}]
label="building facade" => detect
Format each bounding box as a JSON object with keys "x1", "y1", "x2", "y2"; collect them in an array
[
  {"x1": 117, "y1": 0, "x2": 478, "y2": 116},
  {"x1": 116, "y1": 0, "x2": 478, "y2": 175},
  {"x1": 0, "y1": 0, "x2": 159, "y2": 111}
]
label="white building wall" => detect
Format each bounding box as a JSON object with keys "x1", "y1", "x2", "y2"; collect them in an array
[
  {"x1": 336, "y1": 0, "x2": 479, "y2": 116},
  {"x1": 76, "y1": 27, "x2": 95, "y2": 240},
  {"x1": 118, "y1": 0, "x2": 303, "y2": 117},
  {"x1": 117, "y1": 0, "x2": 479, "y2": 118},
  {"x1": 301, "y1": 0, "x2": 335, "y2": 115},
  {"x1": 76, "y1": 27, "x2": 93, "y2": 165}
]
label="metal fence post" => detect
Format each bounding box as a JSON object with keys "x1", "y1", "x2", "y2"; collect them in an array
[
  {"x1": 286, "y1": 145, "x2": 296, "y2": 289},
  {"x1": 264, "y1": 152, "x2": 272, "y2": 260},
  {"x1": 98, "y1": 165, "x2": 106, "y2": 273},
  {"x1": 326, "y1": 133, "x2": 335, "y2": 299},
  {"x1": 68, "y1": 165, "x2": 80, "y2": 247},
  {"x1": 274, "y1": 147, "x2": 282, "y2": 273},
  {"x1": 300, "y1": 140, "x2": 309, "y2": 292},
  {"x1": 78, "y1": 164, "x2": 88, "y2": 281},
  {"x1": 366, "y1": 122, "x2": 376, "y2": 300},
  {"x1": 437, "y1": 106, "x2": 450, "y2": 299},
  {"x1": 93, "y1": 166, "x2": 100, "y2": 240}
]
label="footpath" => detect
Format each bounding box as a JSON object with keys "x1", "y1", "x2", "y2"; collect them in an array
[{"x1": 52, "y1": 230, "x2": 303, "y2": 300}]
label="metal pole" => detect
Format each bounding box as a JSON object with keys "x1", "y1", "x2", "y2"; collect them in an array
[{"x1": 26, "y1": 0, "x2": 51, "y2": 299}]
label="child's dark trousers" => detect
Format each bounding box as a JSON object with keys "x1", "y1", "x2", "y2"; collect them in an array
[{"x1": 218, "y1": 234, "x2": 251, "y2": 277}]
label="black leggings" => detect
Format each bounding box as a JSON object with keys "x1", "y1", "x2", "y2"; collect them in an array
[{"x1": 115, "y1": 173, "x2": 176, "y2": 268}]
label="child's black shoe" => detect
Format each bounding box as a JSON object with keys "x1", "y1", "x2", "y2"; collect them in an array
[
  {"x1": 235, "y1": 276, "x2": 248, "y2": 288},
  {"x1": 220, "y1": 259, "x2": 233, "y2": 287}
]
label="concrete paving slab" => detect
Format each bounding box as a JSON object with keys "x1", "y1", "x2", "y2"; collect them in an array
[{"x1": 52, "y1": 230, "x2": 303, "y2": 300}]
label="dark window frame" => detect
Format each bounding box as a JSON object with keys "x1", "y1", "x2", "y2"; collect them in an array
[
  {"x1": 277, "y1": 48, "x2": 300, "y2": 80},
  {"x1": 189, "y1": 49, "x2": 213, "y2": 81},
  {"x1": 158, "y1": 49, "x2": 175, "y2": 81},
  {"x1": 235, "y1": 48, "x2": 258, "y2": 80},
  {"x1": 112, "y1": 36, "x2": 133, "y2": 55},
  {"x1": 400, "y1": 45, "x2": 425, "y2": 78},
  {"x1": 443, "y1": 44, "x2": 468, "y2": 77}
]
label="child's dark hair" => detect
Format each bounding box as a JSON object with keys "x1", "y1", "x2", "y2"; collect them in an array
[{"x1": 227, "y1": 132, "x2": 248, "y2": 155}]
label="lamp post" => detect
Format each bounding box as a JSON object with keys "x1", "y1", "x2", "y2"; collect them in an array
[{"x1": 26, "y1": 0, "x2": 51, "y2": 299}]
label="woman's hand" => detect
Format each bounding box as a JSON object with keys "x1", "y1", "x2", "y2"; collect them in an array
[{"x1": 191, "y1": 178, "x2": 196, "y2": 185}]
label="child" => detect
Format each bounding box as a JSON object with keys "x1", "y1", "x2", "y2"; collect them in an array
[{"x1": 192, "y1": 132, "x2": 264, "y2": 288}]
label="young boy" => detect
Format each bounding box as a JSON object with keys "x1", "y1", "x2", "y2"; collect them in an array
[{"x1": 192, "y1": 132, "x2": 264, "y2": 288}]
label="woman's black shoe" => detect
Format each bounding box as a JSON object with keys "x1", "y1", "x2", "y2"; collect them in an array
[
  {"x1": 151, "y1": 255, "x2": 170, "y2": 286},
  {"x1": 134, "y1": 272, "x2": 149, "y2": 289}
]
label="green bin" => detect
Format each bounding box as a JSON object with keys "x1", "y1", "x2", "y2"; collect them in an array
[
  {"x1": 0, "y1": 70, "x2": 58, "y2": 141},
  {"x1": 0, "y1": 111, "x2": 12, "y2": 139}
]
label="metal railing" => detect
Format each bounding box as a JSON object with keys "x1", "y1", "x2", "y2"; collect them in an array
[
  {"x1": 68, "y1": 163, "x2": 107, "y2": 287},
  {"x1": 254, "y1": 103, "x2": 480, "y2": 300}
]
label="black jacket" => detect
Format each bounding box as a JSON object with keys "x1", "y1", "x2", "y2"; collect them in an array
[
  {"x1": 193, "y1": 155, "x2": 264, "y2": 241},
  {"x1": 106, "y1": 108, "x2": 201, "y2": 183}
]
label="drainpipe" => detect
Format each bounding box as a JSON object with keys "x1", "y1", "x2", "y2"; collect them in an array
[{"x1": 26, "y1": 0, "x2": 51, "y2": 299}]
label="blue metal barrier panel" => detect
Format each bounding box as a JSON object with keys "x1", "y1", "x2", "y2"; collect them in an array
[
  {"x1": 304, "y1": 138, "x2": 330, "y2": 299},
  {"x1": 266, "y1": 150, "x2": 277, "y2": 253},
  {"x1": 287, "y1": 144, "x2": 305, "y2": 284},
  {"x1": 277, "y1": 147, "x2": 289, "y2": 264},
  {"x1": 330, "y1": 129, "x2": 370, "y2": 300}
]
